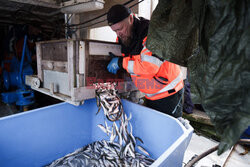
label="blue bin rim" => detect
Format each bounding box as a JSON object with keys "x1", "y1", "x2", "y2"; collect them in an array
[
  {"x1": 151, "y1": 117, "x2": 193, "y2": 166},
  {"x1": 0, "y1": 102, "x2": 68, "y2": 121},
  {"x1": 120, "y1": 99, "x2": 194, "y2": 166}
]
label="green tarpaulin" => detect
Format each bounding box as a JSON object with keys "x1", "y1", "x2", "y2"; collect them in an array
[{"x1": 147, "y1": 0, "x2": 250, "y2": 154}]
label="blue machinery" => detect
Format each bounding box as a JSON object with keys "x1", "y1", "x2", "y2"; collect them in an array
[{"x1": 1, "y1": 35, "x2": 34, "y2": 111}]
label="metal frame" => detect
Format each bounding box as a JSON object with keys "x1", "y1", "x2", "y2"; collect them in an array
[{"x1": 26, "y1": 39, "x2": 137, "y2": 105}]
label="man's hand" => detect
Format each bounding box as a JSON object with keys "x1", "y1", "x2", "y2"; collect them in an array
[{"x1": 107, "y1": 52, "x2": 120, "y2": 74}]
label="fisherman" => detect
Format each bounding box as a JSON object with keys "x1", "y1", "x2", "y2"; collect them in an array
[{"x1": 106, "y1": 4, "x2": 184, "y2": 118}]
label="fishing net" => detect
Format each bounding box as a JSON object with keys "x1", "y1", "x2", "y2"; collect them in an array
[{"x1": 147, "y1": 0, "x2": 250, "y2": 154}]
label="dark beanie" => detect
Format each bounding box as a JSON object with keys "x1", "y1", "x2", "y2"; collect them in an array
[{"x1": 107, "y1": 4, "x2": 131, "y2": 26}]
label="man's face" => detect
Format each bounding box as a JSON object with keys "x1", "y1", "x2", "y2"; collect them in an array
[{"x1": 111, "y1": 16, "x2": 133, "y2": 46}]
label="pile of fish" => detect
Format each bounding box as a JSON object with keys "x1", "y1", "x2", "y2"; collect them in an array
[
  {"x1": 47, "y1": 82, "x2": 154, "y2": 167},
  {"x1": 46, "y1": 140, "x2": 154, "y2": 167}
]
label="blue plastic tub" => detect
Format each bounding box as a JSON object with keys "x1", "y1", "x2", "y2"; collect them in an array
[{"x1": 0, "y1": 99, "x2": 193, "y2": 167}]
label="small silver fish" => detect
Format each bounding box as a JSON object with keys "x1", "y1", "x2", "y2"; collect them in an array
[{"x1": 138, "y1": 145, "x2": 150, "y2": 156}]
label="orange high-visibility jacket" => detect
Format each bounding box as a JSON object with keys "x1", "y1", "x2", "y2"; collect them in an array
[
  {"x1": 121, "y1": 37, "x2": 184, "y2": 100},
  {"x1": 117, "y1": 17, "x2": 183, "y2": 100}
]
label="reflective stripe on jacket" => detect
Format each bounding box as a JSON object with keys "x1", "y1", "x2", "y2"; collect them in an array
[{"x1": 122, "y1": 37, "x2": 184, "y2": 100}]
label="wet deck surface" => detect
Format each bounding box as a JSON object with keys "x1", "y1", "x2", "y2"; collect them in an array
[{"x1": 183, "y1": 133, "x2": 250, "y2": 167}]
